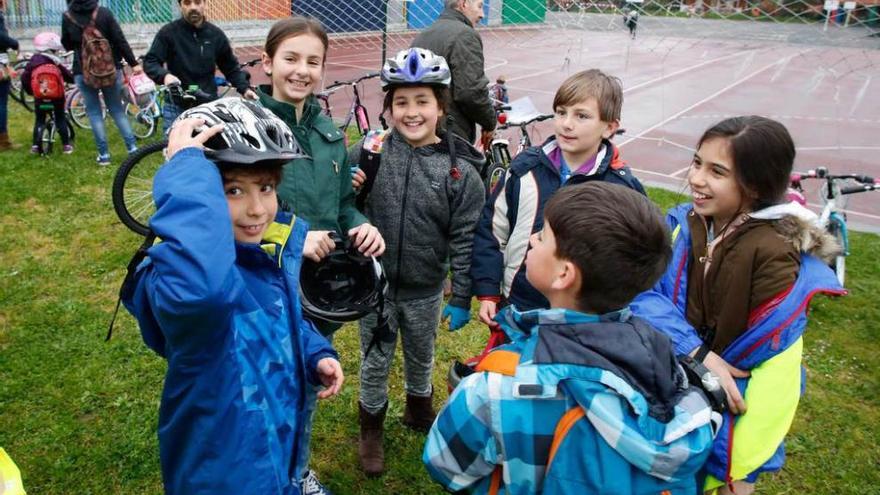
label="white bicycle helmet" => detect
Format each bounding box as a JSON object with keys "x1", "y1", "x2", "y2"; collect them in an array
[
  {"x1": 34, "y1": 32, "x2": 63, "y2": 53},
  {"x1": 176, "y1": 98, "x2": 306, "y2": 167},
  {"x1": 380, "y1": 48, "x2": 451, "y2": 90}
]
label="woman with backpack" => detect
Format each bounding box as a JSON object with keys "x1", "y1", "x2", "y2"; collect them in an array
[{"x1": 61, "y1": 0, "x2": 141, "y2": 166}]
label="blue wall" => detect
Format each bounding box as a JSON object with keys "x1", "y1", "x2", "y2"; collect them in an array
[
  {"x1": 407, "y1": 0, "x2": 490, "y2": 29},
  {"x1": 293, "y1": 0, "x2": 387, "y2": 33}
]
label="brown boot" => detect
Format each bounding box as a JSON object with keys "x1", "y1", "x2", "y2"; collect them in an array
[
  {"x1": 359, "y1": 402, "x2": 387, "y2": 477},
  {"x1": 0, "y1": 132, "x2": 16, "y2": 151},
  {"x1": 402, "y1": 391, "x2": 436, "y2": 433}
]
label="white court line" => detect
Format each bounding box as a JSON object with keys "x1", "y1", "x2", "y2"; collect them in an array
[
  {"x1": 507, "y1": 68, "x2": 558, "y2": 83},
  {"x1": 486, "y1": 58, "x2": 509, "y2": 72},
  {"x1": 618, "y1": 50, "x2": 809, "y2": 150},
  {"x1": 798, "y1": 146, "x2": 880, "y2": 151},
  {"x1": 848, "y1": 76, "x2": 871, "y2": 117},
  {"x1": 670, "y1": 166, "x2": 692, "y2": 177},
  {"x1": 622, "y1": 49, "x2": 758, "y2": 95}
]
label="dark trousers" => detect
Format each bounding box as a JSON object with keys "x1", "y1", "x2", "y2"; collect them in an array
[
  {"x1": 0, "y1": 80, "x2": 9, "y2": 134},
  {"x1": 33, "y1": 99, "x2": 70, "y2": 148}
]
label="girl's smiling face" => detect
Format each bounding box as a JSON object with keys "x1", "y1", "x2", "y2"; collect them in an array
[
  {"x1": 688, "y1": 136, "x2": 750, "y2": 227},
  {"x1": 261, "y1": 34, "x2": 325, "y2": 107},
  {"x1": 390, "y1": 86, "x2": 443, "y2": 148}
]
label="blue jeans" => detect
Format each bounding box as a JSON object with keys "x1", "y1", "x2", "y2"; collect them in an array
[
  {"x1": 162, "y1": 100, "x2": 182, "y2": 135},
  {"x1": 75, "y1": 71, "x2": 136, "y2": 156},
  {"x1": 0, "y1": 80, "x2": 9, "y2": 134}
]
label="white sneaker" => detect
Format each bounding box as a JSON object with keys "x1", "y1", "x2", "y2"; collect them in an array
[{"x1": 300, "y1": 470, "x2": 333, "y2": 495}]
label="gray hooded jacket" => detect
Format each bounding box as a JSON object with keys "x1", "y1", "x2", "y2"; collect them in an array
[{"x1": 349, "y1": 130, "x2": 486, "y2": 307}]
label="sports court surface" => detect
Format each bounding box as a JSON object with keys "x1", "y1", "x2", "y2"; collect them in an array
[{"x1": 243, "y1": 14, "x2": 880, "y2": 232}]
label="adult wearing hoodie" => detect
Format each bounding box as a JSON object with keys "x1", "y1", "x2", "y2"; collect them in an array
[
  {"x1": 143, "y1": 0, "x2": 257, "y2": 134},
  {"x1": 62, "y1": 0, "x2": 141, "y2": 165},
  {"x1": 411, "y1": 0, "x2": 496, "y2": 144},
  {"x1": 0, "y1": 0, "x2": 19, "y2": 151}
]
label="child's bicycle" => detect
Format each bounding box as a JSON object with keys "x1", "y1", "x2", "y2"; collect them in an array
[
  {"x1": 316, "y1": 71, "x2": 381, "y2": 142},
  {"x1": 112, "y1": 84, "x2": 216, "y2": 236},
  {"x1": 34, "y1": 100, "x2": 76, "y2": 156},
  {"x1": 789, "y1": 166, "x2": 877, "y2": 286}
]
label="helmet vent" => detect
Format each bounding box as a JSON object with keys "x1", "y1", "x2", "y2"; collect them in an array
[{"x1": 240, "y1": 132, "x2": 261, "y2": 149}]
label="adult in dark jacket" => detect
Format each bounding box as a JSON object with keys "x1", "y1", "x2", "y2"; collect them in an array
[
  {"x1": 143, "y1": 0, "x2": 257, "y2": 133},
  {"x1": 0, "y1": 0, "x2": 19, "y2": 151},
  {"x1": 61, "y1": 0, "x2": 141, "y2": 165},
  {"x1": 411, "y1": 0, "x2": 495, "y2": 144}
]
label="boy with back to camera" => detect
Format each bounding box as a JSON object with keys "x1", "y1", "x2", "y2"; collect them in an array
[
  {"x1": 121, "y1": 99, "x2": 343, "y2": 495},
  {"x1": 471, "y1": 68, "x2": 646, "y2": 325},
  {"x1": 425, "y1": 182, "x2": 716, "y2": 494}
]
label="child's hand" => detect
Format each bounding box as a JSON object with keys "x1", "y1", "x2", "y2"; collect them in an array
[
  {"x1": 303, "y1": 230, "x2": 334, "y2": 262},
  {"x1": 699, "y1": 351, "x2": 750, "y2": 415},
  {"x1": 164, "y1": 118, "x2": 223, "y2": 162},
  {"x1": 478, "y1": 300, "x2": 499, "y2": 327},
  {"x1": 315, "y1": 357, "x2": 344, "y2": 399},
  {"x1": 348, "y1": 223, "x2": 385, "y2": 257},
  {"x1": 351, "y1": 166, "x2": 367, "y2": 190}
]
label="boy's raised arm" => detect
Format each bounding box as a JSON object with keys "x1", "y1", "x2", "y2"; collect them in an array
[{"x1": 141, "y1": 146, "x2": 240, "y2": 351}]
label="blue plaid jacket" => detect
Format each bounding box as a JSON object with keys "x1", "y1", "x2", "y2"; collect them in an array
[{"x1": 424, "y1": 306, "x2": 716, "y2": 494}]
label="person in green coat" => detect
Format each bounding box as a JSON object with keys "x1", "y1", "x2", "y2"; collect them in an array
[{"x1": 257, "y1": 17, "x2": 386, "y2": 495}]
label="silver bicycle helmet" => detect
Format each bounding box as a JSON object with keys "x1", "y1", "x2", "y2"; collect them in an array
[
  {"x1": 380, "y1": 48, "x2": 451, "y2": 90},
  {"x1": 176, "y1": 97, "x2": 306, "y2": 166}
]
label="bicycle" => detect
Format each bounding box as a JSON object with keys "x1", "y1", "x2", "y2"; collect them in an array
[
  {"x1": 34, "y1": 99, "x2": 76, "y2": 156},
  {"x1": 125, "y1": 58, "x2": 261, "y2": 140},
  {"x1": 112, "y1": 84, "x2": 216, "y2": 235},
  {"x1": 482, "y1": 99, "x2": 553, "y2": 193},
  {"x1": 789, "y1": 166, "x2": 877, "y2": 286},
  {"x1": 316, "y1": 72, "x2": 380, "y2": 142}
]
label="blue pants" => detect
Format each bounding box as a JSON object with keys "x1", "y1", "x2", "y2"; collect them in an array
[
  {"x1": 75, "y1": 70, "x2": 136, "y2": 157},
  {"x1": 162, "y1": 100, "x2": 182, "y2": 135},
  {"x1": 0, "y1": 80, "x2": 9, "y2": 134}
]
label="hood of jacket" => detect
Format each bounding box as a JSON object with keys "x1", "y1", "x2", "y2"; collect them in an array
[
  {"x1": 494, "y1": 306, "x2": 715, "y2": 480},
  {"x1": 67, "y1": 0, "x2": 98, "y2": 14},
  {"x1": 748, "y1": 201, "x2": 842, "y2": 264}
]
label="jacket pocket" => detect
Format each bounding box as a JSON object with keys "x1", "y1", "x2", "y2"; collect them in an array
[{"x1": 398, "y1": 244, "x2": 443, "y2": 288}]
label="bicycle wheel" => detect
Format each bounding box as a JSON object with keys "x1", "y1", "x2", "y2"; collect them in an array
[
  {"x1": 484, "y1": 144, "x2": 510, "y2": 193},
  {"x1": 827, "y1": 217, "x2": 847, "y2": 287},
  {"x1": 112, "y1": 140, "x2": 167, "y2": 236},
  {"x1": 126, "y1": 103, "x2": 155, "y2": 139},
  {"x1": 11, "y1": 61, "x2": 33, "y2": 112},
  {"x1": 67, "y1": 89, "x2": 91, "y2": 129},
  {"x1": 41, "y1": 120, "x2": 54, "y2": 156}
]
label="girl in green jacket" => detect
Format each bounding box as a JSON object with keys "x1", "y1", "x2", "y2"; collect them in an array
[{"x1": 257, "y1": 17, "x2": 385, "y2": 495}]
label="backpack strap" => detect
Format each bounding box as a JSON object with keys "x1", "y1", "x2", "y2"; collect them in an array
[
  {"x1": 106, "y1": 232, "x2": 156, "y2": 341},
  {"x1": 63, "y1": 11, "x2": 84, "y2": 29},
  {"x1": 546, "y1": 407, "x2": 586, "y2": 472},
  {"x1": 355, "y1": 129, "x2": 389, "y2": 210},
  {"x1": 474, "y1": 349, "x2": 520, "y2": 376}
]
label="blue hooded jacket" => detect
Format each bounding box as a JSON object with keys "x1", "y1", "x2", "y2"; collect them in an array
[
  {"x1": 424, "y1": 306, "x2": 716, "y2": 494},
  {"x1": 122, "y1": 148, "x2": 337, "y2": 495}
]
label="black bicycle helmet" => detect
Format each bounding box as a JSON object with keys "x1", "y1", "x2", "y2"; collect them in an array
[
  {"x1": 299, "y1": 232, "x2": 386, "y2": 323},
  {"x1": 176, "y1": 97, "x2": 306, "y2": 167}
]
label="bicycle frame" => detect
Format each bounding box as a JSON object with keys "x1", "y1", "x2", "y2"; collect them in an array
[{"x1": 316, "y1": 72, "x2": 380, "y2": 138}]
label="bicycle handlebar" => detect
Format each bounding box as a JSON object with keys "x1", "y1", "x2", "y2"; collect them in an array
[
  {"x1": 792, "y1": 168, "x2": 874, "y2": 184},
  {"x1": 322, "y1": 72, "x2": 381, "y2": 93},
  {"x1": 840, "y1": 183, "x2": 878, "y2": 195},
  {"x1": 498, "y1": 113, "x2": 553, "y2": 129}
]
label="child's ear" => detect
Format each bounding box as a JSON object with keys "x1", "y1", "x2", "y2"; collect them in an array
[
  {"x1": 602, "y1": 119, "x2": 620, "y2": 140},
  {"x1": 261, "y1": 52, "x2": 272, "y2": 76},
  {"x1": 552, "y1": 260, "x2": 580, "y2": 293}
]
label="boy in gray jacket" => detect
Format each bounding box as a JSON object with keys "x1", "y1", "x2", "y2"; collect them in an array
[{"x1": 348, "y1": 48, "x2": 485, "y2": 477}]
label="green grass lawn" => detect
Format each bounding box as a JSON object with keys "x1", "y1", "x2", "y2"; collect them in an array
[{"x1": 0, "y1": 102, "x2": 878, "y2": 494}]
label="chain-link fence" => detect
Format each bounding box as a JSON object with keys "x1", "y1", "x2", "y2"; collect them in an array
[{"x1": 6, "y1": 0, "x2": 880, "y2": 227}]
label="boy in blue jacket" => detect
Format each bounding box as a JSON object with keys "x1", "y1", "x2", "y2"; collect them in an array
[
  {"x1": 425, "y1": 182, "x2": 716, "y2": 494},
  {"x1": 122, "y1": 99, "x2": 343, "y2": 495},
  {"x1": 471, "y1": 69, "x2": 646, "y2": 325}
]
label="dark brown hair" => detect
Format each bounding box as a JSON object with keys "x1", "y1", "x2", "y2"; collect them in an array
[
  {"x1": 544, "y1": 182, "x2": 671, "y2": 314},
  {"x1": 696, "y1": 115, "x2": 795, "y2": 210},
  {"x1": 552, "y1": 69, "x2": 623, "y2": 122},
  {"x1": 264, "y1": 17, "x2": 329, "y2": 62},
  {"x1": 218, "y1": 163, "x2": 283, "y2": 187}
]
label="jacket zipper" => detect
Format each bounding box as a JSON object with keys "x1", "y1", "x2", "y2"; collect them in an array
[{"x1": 393, "y1": 149, "x2": 414, "y2": 299}]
